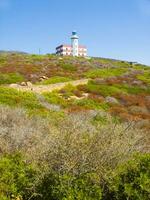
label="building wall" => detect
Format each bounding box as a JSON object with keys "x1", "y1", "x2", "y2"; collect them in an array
[{"x1": 56, "y1": 45, "x2": 87, "y2": 57}]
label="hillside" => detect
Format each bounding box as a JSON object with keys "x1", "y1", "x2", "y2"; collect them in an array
[
  {"x1": 0, "y1": 52, "x2": 150, "y2": 126},
  {"x1": 0, "y1": 53, "x2": 150, "y2": 200}
]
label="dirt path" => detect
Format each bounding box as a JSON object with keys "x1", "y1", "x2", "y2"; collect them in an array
[{"x1": 9, "y1": 79, "x2": 89, "y2": 94}]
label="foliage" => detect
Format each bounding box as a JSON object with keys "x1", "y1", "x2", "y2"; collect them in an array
[
  {"x1": 0, "y1": 73, "x2": 24, "y2": 84},
  {"x1": 37, "y1": 172, "x2": 102, "y2": 200},
  {"x1": 0, "y1": 106, "x2": 149, "y2": 199},
  {"x1": 137, "y1": 71, "x2": 150, "y2": 85},
  {"x1": 59, "y1": 84, "x2": 78, "y2": 98},
  {"x1": 74, "y1": 98, "x2": 109, "y2": 110},
  {"x1": 108, "y1": 154, "x2": 150, "y2": 200},
  {"x1": 0, "y1": 86, "x2": 44, "y2": 113},
  {"x1": 86, "y1": 81, "x2": 123, "y2": 97},
  {"x1": 85, "y1": 81, "x2": 150, "y2": 97},
  {"x1": 38, "y1": 76, "x2": 73, "y2": 85},
  {"x1": 43, "y1": 91, "x2": 69, "y2": 108},
  {"x1": 85, "y1": 68, "x2": 128, "y2": 78},
  {"x1": 0, "y1": 153, "x2": 37, "y2": 200},
  {"x1": 59, "y1": 62, "x2": 77, "y2": 71},
  {"x1": 0, "y1": 53, "x2": 150, "y2": 199}
]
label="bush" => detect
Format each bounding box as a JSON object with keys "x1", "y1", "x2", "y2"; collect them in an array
[
  {"x1": 85, "y1": 81, "x2": 150, "y2": 97},
  {"x1": 38, "y1": 76, "x2": 73, "y2": 85},
  {"x1": 37, "y1": 172, "x2": 102, "y2": 200},
  {"x1": 43, "y1": 91, "x2": 68, "y2": 108},
  {"x1": 85, "y1": 68, "x2": 127, "y2": 79},
  {"x1": 86, "y1": 81, "x2": 123, "y2": 97},
  {"x1": 137, "y1": 72, "x2": 150, "y2": 85},
  {"x1": 0, "y1": 153, "x2": 37, "y2": 200},
  {"x1": 0, "y1": 73, "x2": 24, "y2": 84},
  {"x1": 108, "y1": 154, "x2": 150, "y2": 200},
  {"x1": 74, "y1": 98, "x2": 109, "y2": 110},
  {"x1": 0, "y1": 87, "x2": 44, "y2": 112},
  {"x1": 59, "y1": 62, "x2": 77, "y2": 71}
]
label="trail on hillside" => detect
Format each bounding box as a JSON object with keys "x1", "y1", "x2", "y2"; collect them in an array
[{"x1": 9, "y1": 79, "x2": 89, "y2": 94}]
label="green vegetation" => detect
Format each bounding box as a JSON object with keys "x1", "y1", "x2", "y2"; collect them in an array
[
  {"x1": 85, "y1": 68, "x2": 128, "y2": 78},
  {"x1": 0, "y1": 86, "x2": 44, "y2": 112},
  {"x1": 137, "y1": 71, "x2": 150, "y2": 85},
  {"x1": 1, "y1": 152, "x2": 149, "y2": 200},
  {"x1": 59, "y1": 62, "x2": 77, "y2": 71},
  {"x1": 74, "y1": 98, "x2": 109, "y2": 110},
  {"x1": 43, "y1": 91, "x2": 68, "y2": 108},
  {"x1": 0, "y1": 73, "x2": 25, "y2": 84},
  {"x1": 86, "y1": 81, "x2": 124, "y2": 96},
  {"x1": 38, "y1": 76, "x2": 73, "y2": 85},
  {"x1": 0, "y1": 153, "x2": 36, "y2": 200},
  {"x1": 108, "y1": 154, "x2": 150, "y2": 200},
  {"x1": 85, "y1": 81, "x2": 150, "y2": 96},
  {"x1": 0, "y1": 53, "x2": 150, "y2": 199},
  {"x1": 37, "y1": 172, "x2": 102, "y2": 200},
  {"x1": 0, "y1": 105, "x2": 149, "y2": 200}
]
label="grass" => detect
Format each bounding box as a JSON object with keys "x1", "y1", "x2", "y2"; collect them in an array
[
  {"x1": 0, "y1": 73, "x2": 25, "y2": 84},
  {"x1": 0, "y1": 86, "x2": 43, "y2": 111},
  {"x1": 86, "y1": 81, "x2": 123, "y2": 97},
  {"x1": 0, "y1": 86, "x2": 66, "y2": 118},
  {"x1": 73, "y1": 98, "x2": 109, "y2": 111},
  {"x1": 137, "y1": 71, "x2": 150, "y2": 85},
  {"x1": 38, "y1": 76, "x2": 73, "y2": 85},
  {"x1": 59, "y1": 62, "x2": 77, "y2": 71},
  {"x1": 43, "y1": 91, "x2": 69, "y2": 108},
  {"x1": 85, "y1": 81, "x2": 150, "y2": 97},
  {"x1": 85, "y1": 68, "x2": 128, "y2": 78},
  {"x1": 118, "y1": 84, "x2": 150, "y2": 94}
]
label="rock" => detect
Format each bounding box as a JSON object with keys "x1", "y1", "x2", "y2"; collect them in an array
[
  {"x1": 105, "y1": 96, "x2": 119, "y2": 104},
  {"x1": 20, "y1": 82, "x2": 27, "y2": 86},
  {"x1": 129, "y1": 106, "x2": 149, "y2": 115},
  {"x1": 10, "y1": 84, "x2": 18, "y2": 87},
  {"x1": 82, "y1": 93, "x2": 89, "y2": 98},
  {"x1": 145, "y1": 96, "x2": 150, "y2": 102},
  {"x1": 39, "y1": 78, "x2": 44, "y2": 82},
  {"x1": 132, "y1": 80, "x2": 143, "y2": 86},
  {"x1": 26, "y1": 81, "x2": 32, "y2": 87},
  {"x1": 41, "y1": 76, "x2": 48, "y2": 80},
  {"x1": 70, "y1": 96, "x2": 84, "y2": 100},
  {"x1": 135, "y1": 119, "x2": 150, "y2": 129}
]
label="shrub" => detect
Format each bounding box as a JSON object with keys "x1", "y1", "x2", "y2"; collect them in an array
[
  {"x1": 118, "y1": 84, "x2": 150, "y2": 95},
  {"x1": 37, "y1": 172, "x2": 102, "y2": 200},
  {"x1": 137, "y1": 72, "x2": 150, "y2": 85},
  {"x1": 38, "y1": 76, "x2": 73, "y2": 85},
  {"x1": 108, "y1": 154, "x2": 150, "y2": 200},
  {"x1": 86, "y1": 81, "x2": 150, "y2": 97},
  {"x1": 86, "y1": 81, "x2": 123, "y2": 97},
  {"x1": 59, "y1": 62, "x2": 77, "y2": 71},
  {"x1": 74, "y1": 98, "x2": 109, "y2": 110},
  {"x1": 59, "y1": 84, "x2": 77, "y2": 97},
  {"x1": 0, "y1": 73, "x2": 24, "y2": 84},
  {"x1": 0, "y1": 153, "x2": 37, "y2": 200},
  {"x1": 43, "y1": 91, "x2": 68, "y2": 108},
  {"x1": 85, "y1": 68, "x2": 127, "y2": 79},
  {"x1": 0, "y1": 87, "x2": 44, "y2": 112}
]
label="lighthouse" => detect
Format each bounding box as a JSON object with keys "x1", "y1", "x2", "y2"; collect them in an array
[
  {"x1": 56, "y1": 31, "x2": 87, "y2": 57},
  {"x1": 71, "y1": 31, "x2": 79, "y2": 56}
]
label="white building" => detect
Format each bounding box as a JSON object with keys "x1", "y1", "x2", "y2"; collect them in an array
[{"x1": 56, "y1": 31, "x2": 87, "y2": 57}]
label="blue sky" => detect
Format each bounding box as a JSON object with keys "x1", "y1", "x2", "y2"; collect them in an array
[{"x1": 0, "y1": 0, "x2": 150, "y2": 65}]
